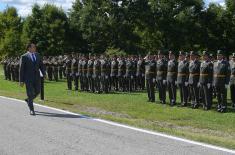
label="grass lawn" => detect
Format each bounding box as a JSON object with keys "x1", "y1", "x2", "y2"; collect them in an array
[{"x1": 0, "y1": 65, "x2": 234, "y2": 149}]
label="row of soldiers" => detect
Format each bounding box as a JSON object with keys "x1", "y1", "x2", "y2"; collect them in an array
[
  {"x1": 1, "y1": 57, "x2": 20, "y2": 82},
  {"x1": 62, "y1": 53, "x2": 146, "y2": 93},
  {"x1": 1, "y1": 50, "x2": 235, "y2": 113},
  {"x1": 145, "y1": 50, "x2": 235, "y2": 113}
]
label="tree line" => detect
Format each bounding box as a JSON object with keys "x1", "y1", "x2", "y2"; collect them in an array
[{"x1": 0, "y1": 0, "x2": 234, "y2": 58}]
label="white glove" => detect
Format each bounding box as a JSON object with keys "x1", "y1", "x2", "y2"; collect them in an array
[
  {"x1": 197, "y1": 83, "x2": 201, "y2": 87},
  {"x1": 225, "y1": 85, "x2": 229, "y2": 89},
  {"x1": 105, "y1": 76, "x2": 108, "y2": 79},
  {"x1": 185, "y1": 82, "x2": 188, "y2": 86},
  {"x1": 131, "y1": 76, "x2": 133, "y2": 79},
  {"x1": 70, "y1": 73, "x2": 73, "y2": 76},
  {"x1": 175, "y1": 81, "x2": 178, "y2": 85},
  {"x1": 207, "y1": 83, "x2": 211, "y2": 89},
  {"x1": 76, "y1": 73, "x2": 79, "y2": 76}
]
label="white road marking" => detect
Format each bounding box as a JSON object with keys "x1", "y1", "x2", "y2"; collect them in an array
[{"x1": 0, "y1": 96, "x2": 234, "y2": 154}]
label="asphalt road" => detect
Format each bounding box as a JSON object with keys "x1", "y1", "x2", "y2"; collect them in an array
[{"x1": 0, "y1": 96, "x2": 234, "y2": 155}]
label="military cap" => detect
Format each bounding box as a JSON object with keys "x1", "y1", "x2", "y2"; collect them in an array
[
  {"x1": 179, "y1": 51, "x2": 185, "y2": 55},
  {"x1": 217, "y1": 50, "x2": 224, "y2": 55},
  {"x1": 190, "y1": 51, "x2": 200, "y2": 56},
  {"x1": 232, "y1": 53, "x2": 235, "y2": 58},
  {"x1": 168, "y1": 51, "x2": 174, "y2": 55},
  {"x1": 202, "y1": 51, "x2": 209, "y2": 56}
]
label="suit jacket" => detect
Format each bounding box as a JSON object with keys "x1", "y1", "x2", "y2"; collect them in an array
[{"x1": 19, "y1": 52, "x2": 44, "y2": 84}]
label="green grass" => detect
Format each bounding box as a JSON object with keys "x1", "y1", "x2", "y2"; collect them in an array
[{"x1": 0, "y1": 65, "x2": 234, "y2": 149}]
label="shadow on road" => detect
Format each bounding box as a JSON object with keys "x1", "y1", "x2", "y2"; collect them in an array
[{"x1": 35, "y1": 111, "x2": 90, "y2": 119}]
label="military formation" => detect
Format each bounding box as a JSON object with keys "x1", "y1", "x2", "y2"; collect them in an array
[{"x1": 1, "y1": 50, "x2": 235, "y2": 113}]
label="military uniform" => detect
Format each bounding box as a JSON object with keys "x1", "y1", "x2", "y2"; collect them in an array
[
  {"x1": 47, "y1": 58, "x2": 53, "y2": 81},
  {"x1": 78, "y1": 59, "x2": 83, "y2": 91},
  {"x1": 136, "y1": 58, "x2": 145, "y2": 90},
  {"x1": 177, "y1": 52, "x2": 189, "y2": 106},
  {"x1": 93, "y1": 58, "x2": 101, "y2": 93},
  {"x1": 125, "y1": 58, "x2": 134, "y2": 92},
  {"x1": 64, "y1": 56, "x2": 72, "y2": 90},
  {"x1": 188, "y1": 51, "x2": 201, "y2": 108},
  {"x1": 72, "y1": 57, "x2": 79, "y2": 90},
  {"x1": 167, "y1": 52, "x2": 178, "y2": 106},
  {"x1": 100, "y1": 58, "x2": 110, "y2": 93},
  {"x1": 110, "y1": 58, "x2": 119, "y2": 91},
  {"x1": 87, "y1": 58, "x2": 94, "y2": 92},
  {"x1": 145, "y1": 58, "x2": 156, "y2": 102},
  {"x1": 199, "y1": 51, "x2": 213, "y2": 110},
  {"x1": 52, "y1": 58, "x2": 59, "y2": 82},
  {"x1": 229, "y1": 53, "x2": 235, "y2": 109},
  {"x1": 58, "y1": 57, "x2": 64, "y2": 79},
  {"x1": 213, "y1": 51, "x2": 231, "y2": 112},
  {"x1": 118, "y1": 58, "x2": 126, "y2": 92},
  {"x1": 156, "y1": 53, "x2": 168, "y2": 104},
  {"x1": 82, "y1": 59, "x2": 88, "y2": 91}
]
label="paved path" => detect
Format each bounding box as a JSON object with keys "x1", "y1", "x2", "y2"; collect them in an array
[{"x1": 0, "y1": 96, "x2": 234, "y2": 155}]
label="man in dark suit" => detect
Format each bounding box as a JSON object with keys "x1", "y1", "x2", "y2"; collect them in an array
[{"x1": 19, "y1": 43, "x2": 45, "y2": 115}]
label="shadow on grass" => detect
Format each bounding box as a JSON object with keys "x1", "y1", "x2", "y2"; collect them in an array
[{"x1": 35, "y1": 111, "x2": 90, "y2": 119}]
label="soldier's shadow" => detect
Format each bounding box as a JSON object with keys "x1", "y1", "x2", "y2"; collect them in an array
[{"x1": 34, "y1": 111, "x2": 90, "y2": 119}]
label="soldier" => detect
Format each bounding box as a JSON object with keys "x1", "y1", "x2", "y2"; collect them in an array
[
  {"x1": 64, "y1": 54, "x2": 72, "y2": 90},
  {"x1": 118, "y1": 56, "x2": 126, "y2": 92},
  {"x1": 213, "y1": 50, "x2": 231, "y2": 113},
  {"x1": 229, "y1": 53, "x2": 235, "y2": 109},
  {"x1": 100, "y1": 55, "x2": 110, "y2": 93},
  {"x1": 136, "y1": 55, "x2": 145, "y2": 90},
  {"x1": 167, "y1": 51, "x2": 178, "y2": 106},
  {"x1": 71, "y1": 53, "x2": 79, "y2": 90},
  {"x1": 6, "y1": 58, "x2": 12, "y2": 81},
  {"x1": 52, "y1": 57, "x2": 59, "y2": 82},
  {"x1": 110, "y1": 56, "x2": 119, "y2": 91},
  {"x1": 87, "y1": 54, "x2": 94, "y2": 92},
  {"x1": 125, "y1": 56, "x2": 135, "y2": 92},
  {"x1": 82, "y1": 56, "x2": 88, "y2": 91},
  {"x1": 58, "y1": 56, "x2": 64, "y2": 79},
  {"x1": 93, "y1": 55, "x2": 101, "y2": 93},
  {"x1": 78, "y1": 55, "x2": 84, "y2": 91},
  {"x1": 145, "y1": 54, "x2": 156, "y2": 102},
  {"x1": 156, "y1": 51, "x2": 168, "y2": 104},
  {"x1": 189, "y1": 51, "x2": 201, "y2": 109},
  {"x1": 177, "y1": 52, "x2": 189, "y2": 106},
  {"x1": 199, "y1": 51, "x2": 213, "y2": 110},
  {"x1": 14, "y1": 57, "x2": 20, "y2": 82}
]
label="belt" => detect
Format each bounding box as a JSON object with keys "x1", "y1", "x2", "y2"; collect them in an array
[
  {"x1": 190, "y1": 73, "x2": 200, "y2": 76},
  {"x1": 157, "y1": 71, "x2": 166, "y2": 73},
  {"x1": 146, "y1": 71, "x2": 155, "y2": 74},
  {"x1": 214, "y1": 74, "x2": 226, "y2": 77},
  {"x1": 200, "y1": 74, "x2": 209, "y2": 76},
  {"x1": 167, "y1": 71, "x2": 177, "y2": 74},
  {"x1": 178, "y1": 73, "x2": 188, "y2": 76}
]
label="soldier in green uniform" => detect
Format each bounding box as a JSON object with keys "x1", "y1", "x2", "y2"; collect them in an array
[
  {"x1": 100, "y1": 55, "x2": 110, "y2": 93},
  {"x1": 82, "y1": 56, "x2": 88, "y2": 91},
  {"x1": 52, "y1": 57, "x2": 59, "y2": 82},
  {"x1": 213, "y1": 50, "x2": 231, "y2": 113},
  {"x1": 199, "y1": 51, "x2": 213, "y2": 110},
  {"x1": 71, "y1": 53, "x2": 79, "y2": 90},
  {"x1": 93, "y1": 55, "x2": 101, "y2": 93},
  {"x1": 136, "y1": 55, "x2": 145, "y2": 90},
  {"x1": 2, "y1": 58, "x2": 8, "y2": 80},
  {"x1": 118, "y1": 56, "x2": 126, "y2": 92},
  {"x1": 189, "y1": 51, "x2": 201, "y2": 108},
  {"x1": 64, "y1": 55, "x2": 72, "y2": 90},
  {"x1": 87, "y1": 54, "x2": 94, "y2": 92},
  {"x1": 78, "y1": 55, "x2": 83, "y2": 91},
  {"x1": 167, "y1": 51, "x2": 178, "y2": 106},
  {"x1": 110, "y1": 56, "x2": 119, "y2": 91},
  {"x1": 125, "y1": 56, "x2": 134, "y2": 92},
  {"x1": 58, "y1": 56, "x2": 64, "y2": 79},
  {"x1": 145, "y1": 54, "x2": 156, "y2": 102},
  {"x1": 177, "y1": 52, "x2": 189, "y2": 106},
  {"x1": 229, "y1": 53, "x2": 235, "y2": 109},
  {"x1": 156, "y1": 51, "x2": 168, "y2": 104}
]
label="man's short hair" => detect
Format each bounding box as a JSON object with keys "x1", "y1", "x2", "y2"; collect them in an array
[{"x1": 26, "y1": 42, "x2": 35, "y2": 50}]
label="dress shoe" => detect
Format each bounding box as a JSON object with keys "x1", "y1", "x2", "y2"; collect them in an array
[{"x1": 30, "y1": 110, "x2": 36, "y2": 116}]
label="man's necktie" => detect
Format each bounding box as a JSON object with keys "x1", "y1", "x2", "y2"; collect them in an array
[{"x1": 32, "y1": 53, "x2": 36, "y2": 62}]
